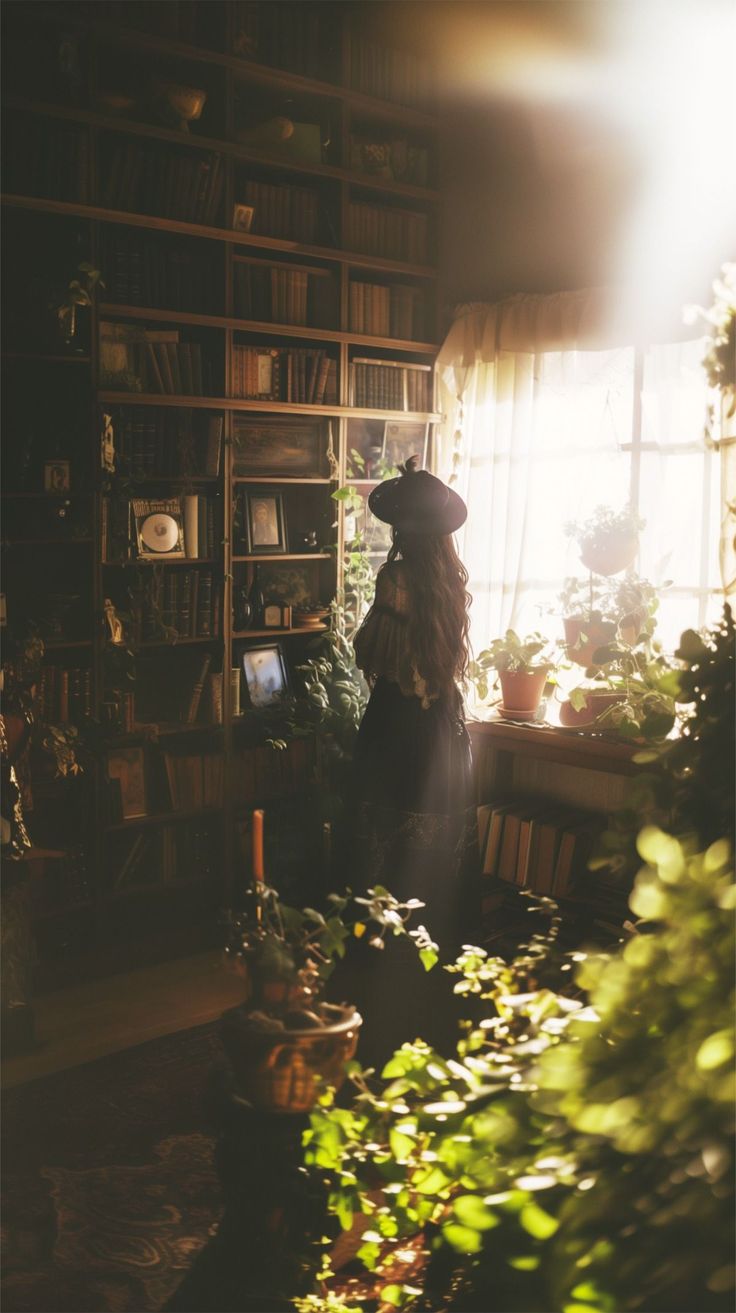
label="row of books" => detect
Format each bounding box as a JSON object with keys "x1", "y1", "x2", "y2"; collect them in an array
[
  {"x1": 348, "y1": 358, "x2": 433, "y2": 411},
  {"x1": 233, "y1": 262, "x2": 330, "y2": 328},
  {"x1": 231, "y1": 1, "x2": 338, "y2": 82},
  {"x1": 238, "y1": 178, "x2": 320, "y2": 244},
  {"x1": 102, "y1": 142, "x2": 224, "y2": 226},
  {"x1": 231, "y1": 345, "x2": 337, "y2": 404},
  {"x1": 477, "y1": 799, "x2": 603, "y2": 899},
  {"x1": 101, "y1": 0, "x2": 205, "y2": 44},
  {"x1": 349, "y1": 134, "x2": 431, "y2": 187},
  {"x1": 149, "y1": 568, "x2": 221, "y2": 640},
  {"x1": 234, "y1": 737, "x2": 313, "y2": 804},
  {"x1": 100, "y1": 325, "x2": 214, "y2": 396},
  {"x1": 164, "y1": 750, "x2": 225, "y2": 810},
  {"x1": 350, "y1": 37, "x2": 434, "y2": 109},
  {"x1": 103, "y1": 232, "x2": 221, "y2": 313},
  {"x1": 37, "y1": 666, "x2": 92, "y2": 724},
  {"x1": 4, "y1": 115, "x2": 89, "y2": 204},
  {"x1": 107, "y1": 409, "x2": 223, "y2": 479},
  {"x1": 346, "y1": 202, "x2": 429, "y2": 264},
  {"x1": 349, "y1": 281, "x2": 428, "y2": 340},
  {"x1": 108, "y1": 819, "x2": 221, "y2": 895}
]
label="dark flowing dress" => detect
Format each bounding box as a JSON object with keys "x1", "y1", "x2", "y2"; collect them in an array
[{"x1": 335, "y1": 561, "x2": 478, "y2": 1068}]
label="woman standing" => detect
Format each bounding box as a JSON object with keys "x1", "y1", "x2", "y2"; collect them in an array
[{"x1": 340, "y1": 457, "x2": 477, "y2": 1065}]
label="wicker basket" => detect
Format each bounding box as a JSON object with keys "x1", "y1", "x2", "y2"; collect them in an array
[{"x1": 221, "y1": 1003, "x2": 362, "y2": 1114}]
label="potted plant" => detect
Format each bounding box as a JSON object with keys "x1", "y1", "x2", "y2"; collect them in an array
[
  {"x1": 565, "y1": 504, "x2": 644, "y2": 577},
  {"x1": 51, "y1": 263, "x2": 105, "y2": 350},
  {"x1": 560, "y1": 573, "x2": 659, "y2": 667},
  {"x1": 222, "y1": 866, "x2": 436, "y2": 1114},
  {"x1": 469, "y1": 630, "x2": 555, "y2": 718},
  {"x1": 559, "y1": 645, "x2": 682, "y2": 739}
]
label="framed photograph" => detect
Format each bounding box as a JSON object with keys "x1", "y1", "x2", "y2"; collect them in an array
[
  {"x1": 244, "y1": 491, "x2": 288, "y2": 554},
  {"x1": 232, "y1": 417, "x2": 328, "y2": 477},
  {"x1": 44, "y1": 459, "x2": 71, "y2": 492},
  {"x1": 242, "y1": 643, "x2": 290, "y2": 709},
  {"x1": 263, "y1": 602, "x2": 291, "y2": 629},
  {"x1": 381, "y1": 420, "x2": 429, "y2": 472},
  {"x1": 106, "y1": 747, "x2": 147, "y2": 820},
  {"x1": 232, "y1": 203, "x2": 255, "y2": 233},
  {"x1": 258, "y1": 564, "x2": 313, "y2": 607}
]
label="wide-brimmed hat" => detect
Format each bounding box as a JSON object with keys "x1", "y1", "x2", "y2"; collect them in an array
[{"x1": 368, "y1": 457, "x2": 467, "y2": 536}]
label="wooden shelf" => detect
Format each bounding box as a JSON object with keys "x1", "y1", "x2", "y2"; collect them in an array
[
  {"x1": 7, "y1": 96, "x2": 440, "y2": 203},
  {"x1": 233, "y1": 475, "x2": 332, "y2": 484},
  {"x1": 467, "y1": 718, "x2": 639, "y2": 774},
  {"x1": 137, "y1": 636, "x2": 222, "y2": 648},
  {"x1": 43, "y1": 639, "x2": 94, "y2": 650},
  {"x1": 2, "y1": 195, "x2": 438, "y2": 280},
  {"x1": 2, "y1": 351, "x2": 91, "y2": 363},
  {"x1": 102, "y1": 556, "x2": 217, "y2": 566},
  {"x1": 99, "y1": 302, "x2": 439, "y2": 354},
  {"x1": 232, "y1": 552, "x2": 331, "y2": 562},
  {"x1": 104, "y1": 723, "x2": 224, "y2": 743},
  {"x1": 97, "y1": 390, "x2": 441, "y2": 422},
  {"x1": 105, "y1": 806, "x2": 223, "y2": 833},
  {"x1": 2, "y1": 536, "x2": 93, "y2": 546},
  {"x1": 232, "y1": 625, "x2": 327, "y2": 637}
]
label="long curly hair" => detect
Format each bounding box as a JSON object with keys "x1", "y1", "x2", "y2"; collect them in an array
[{"x1": 385, "y1": 528, "x2": 471, "y2": 696}]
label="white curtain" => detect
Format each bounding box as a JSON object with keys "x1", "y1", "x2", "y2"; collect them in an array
[{"x1": 436, "y1": 292, "x2": 723, "y2": 659}]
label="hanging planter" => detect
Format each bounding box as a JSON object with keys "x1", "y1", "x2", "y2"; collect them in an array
[
  {"x1": 565, "y1": 505, "x2": 644, "y2": 578},
  {"x1": 580, "y1": 531, "x2": 639, "y2": 577}
]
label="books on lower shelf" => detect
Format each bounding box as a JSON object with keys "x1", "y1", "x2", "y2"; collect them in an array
[
  {"x1": 136, "y1": 566, "x2": 221, "y2": 641},
  {"x1": 349, "y1": 357, "x2": 432, "y2": 410},
  {"x1": 477, "y1": 799, "x2": 604, "y2": 900},
  {"x1": 238, "y1": 178, "x2": 320, "y2": 244},
  {"x1": 163, "y1": 751, "x2": 225, "y2": 810},
  {"x1": 346, "y1": 201, "x2": 429, "y2": 263},
  {"x1": 37, "y1": 667, "x2": 92, "y2": 724},
  {"x1": 100, "y1": 323, "x2": 213, "y2": 396},
  {"x1": 232, "y1": 345, "x2": 337, "y2": 403},
  {"x1": 4, "y1": 112, "x2": 89, "y2": 203},
  {"x1": 233, "y1": 260, "x2": 331, "y2": 327},
  {"x1": 233, "y1": 738, "x2": 312, "y2": 805},
  {"x1": 349, "y1": 280, "x2": 428, "y2": 340},
  {"x1": 102, "y1": 140, "x2": 224, "y2": 226},
  {"x1": 104, "y1": 230, "x2": 221, "y2": 314},
  {"x1": 107, "y1": 409, "x2": 223, "y2": 479}
]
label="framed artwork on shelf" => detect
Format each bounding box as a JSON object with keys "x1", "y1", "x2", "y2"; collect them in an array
[
  {"x1": 263, "y1": 602, "x2": 292, "y2": 629},
  {"x1": 232, "y1": 417, "x2": 328, "y2": 477},
  {"x1": 257, "y1": 564, "x2": 315, "y2": 607},
  {"x1": 241, "y1": 643, "x2": 290, "y2": 709},
  {"x1": 107, "y1": 747, "x2": 148, "y2": 820},
  {"x1": 382, "y1": 419, "x2": 429, "y2": 471},
  {"x1": 44, "y1": 460, "x2": 71, "y2": 492},
  {"x1": 132, "y1": 497, "x2": 186, "y2": 560},
  {"x1": 243, "y1": 491, "x2": 288, "y2": 554},
  {"x1": 232, "y1": 203, "x2": 255, "y2": 232}
]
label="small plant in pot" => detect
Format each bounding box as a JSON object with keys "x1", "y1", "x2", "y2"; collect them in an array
[
  {"x1": 469, "y1": 629, "x2": 555, "y2": 719},
  {"x1": 51, "y1": 263, "x2": 105, "y2": 351},
  {"x1": 222, "y1": 821, "x2": 437, "y2": 1113},
  {"x1": 560, "y1": 646, "x2": 683, "y2": 739},
  {"x1": 565, "y1": 503, "x2": 645, "y2": 577},
  {"x1": 560, "y1": 572, "x2": 660, "y2": 667}
]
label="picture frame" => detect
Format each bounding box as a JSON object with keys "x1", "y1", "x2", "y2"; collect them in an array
[
  {"x1": 44, "y1": 459, "x2": 71, "y2": 492},
  {"x1": 232, "y1": 417, "x2": 328, "y2": 477},
  {"x1": 263, "y1": 602, "x2": 291, "y2": 629},
  {"x1": 258, "y1": 564, "x2": 314, "y2": 607},
  {"x1": 106, "y1": 747, "x2": 147, "y2": 820},
  {"x1": 244, "y1": 491, "x2": 288, "y2": 554},
  {"x1": 241, "y1": 643, "x2": 290, "y2": 709},
  {"x1": 232, "y1": 202, "x2": 255, "y2": 233},
  {"x1": 381, "y1": 419, "x2": 429, "y2": 472}
]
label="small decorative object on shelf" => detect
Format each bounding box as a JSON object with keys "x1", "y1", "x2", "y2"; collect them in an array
[
  {"x1": 244, "y1": 493, "x2": 287, "y2": 555},
  {"x1": 103, "y1": 598, "x2": 125, "y2": 646},
  {"x1": 152, "y1": 81, "x2": 207, "y2": 133},
  {"x1": 247, "y1": 564, "x2": 264, "y2": 627},
  {"x1": 232, "y1": 203, "x2": 255, "y2": 233},
  {"x1": 230, "y1": 667, "x2": 241, "y2": 718},
  {"x1": 132, "y1": 498, "x2": 186, "y2": 560},
  {"x1": 43, "y1": 460, "x2": 71, "y2": 493}
]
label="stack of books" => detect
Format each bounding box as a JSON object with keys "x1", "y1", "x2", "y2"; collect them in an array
[
  {"x1": 239, "y1": 178, "x2": 319, "y2": 243},
  {"x1": 233, "y1": 739, "x2": 312, "y2": 804},
  {"x1": 100, "y1": 323, "x2": 212, "y2": 396},
  {"x1": 37, "y1": 667, "x2": 92, "y2": 724},
  {"x1": 234, "y1": 261, "x2": 330, "y2": 326},
  {"x1": 109, "y1": 409, "x2": 222, "y2": 479},
  {"x1": 102, "y1": 142, "x2": 224, "y2": 225},
  {"x1": 477, "y1": 798, "x2": 604, "y2": 904},
  {"x1": 349, "y1": 281, "x2": 427, "y2": 340},
  {"x1": 349, "y1": 357, "x2": 432, "y2": 410},
  {"x1": 104, "y1": 231, "x2": 220, "y2": 313},
  {"x1": 140, "y1": 567, "x2": 220, "y2": 641},
  {"x1": 164, "y1": 750, "x2": 225, "y2": 809},
  {"x1": 231, "y1": 345, "x2": 336, "y2": 403},
  {"x1": 346, "y1": 202, "x2": 429, "y2": 263}
]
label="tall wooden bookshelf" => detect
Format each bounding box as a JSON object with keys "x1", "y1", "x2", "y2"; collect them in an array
[{"x1": 1, "y1": 0, "x2": 441, "y2": 982}]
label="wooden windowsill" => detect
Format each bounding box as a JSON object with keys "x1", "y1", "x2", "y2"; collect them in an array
[{"x1": 467, "y1": 716, "x2": 639, "y2": 774}]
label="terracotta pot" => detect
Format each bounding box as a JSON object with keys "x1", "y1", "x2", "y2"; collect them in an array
[
  {"x1": 558, "y1": 691, "x2": 624, "y2": 728},
  {"x1": 220, "y1": 1003, "x2": 362, "y2": 1114},
  {"x1": 498, "y1": 668, "x2": 548, "y2": 716},
  {"x1": 563, "y1": 616, "x2": 617, "y2": 667},
  {"x1": 580, "y1": 532, "x2": 638, "y2": 577}
]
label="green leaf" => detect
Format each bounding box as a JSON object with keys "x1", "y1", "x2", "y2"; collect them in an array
[
  {"x1": 453, "y1": 1194, "x2": 499, "y2": 1231},
  {"x1": 419, "y1": 946, "x2": 439, "y2": 972},
  {"x1": 696, "y1": 1030, "x2": 734, "y2": 1070},
  {"x1": 441, "y1": 1222, "x2": 483, "y2": 1253},
  {"x1": 520, "y1": 1203, "x2": 559, "y2": 1239},
  {"x1": 379, "y1": 1286, "x2": 403, "y2": 1308}
]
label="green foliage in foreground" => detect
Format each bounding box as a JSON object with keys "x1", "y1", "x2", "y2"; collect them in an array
[{"x1": 302, "y1": 831, "x2": 735, "y2": 1313}]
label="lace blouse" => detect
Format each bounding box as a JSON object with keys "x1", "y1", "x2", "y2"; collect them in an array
[{"x1": 353, "y1": 562, "x2": 437, "y2": 708}]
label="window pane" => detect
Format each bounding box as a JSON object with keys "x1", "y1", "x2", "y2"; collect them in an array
[{"x1": 641, "y1": 338, "x2": 710, "y2": 447}]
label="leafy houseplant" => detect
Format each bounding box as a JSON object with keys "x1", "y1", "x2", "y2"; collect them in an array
[
  {"x1": 560, "y1": 644, "x2": 683, "y2": 738},
  {"x1": 565, "y1": 503, "x2": 644, "y2": 577},
  {"x1": 222, "y1": 876, "x2": 437, "y2": 1113},
  {"x1": 559, "y1": 572, "x2": 659, "y2": 667},
  {"x1": 469, "y1": 630, "x2": 555, "y2": 716}
]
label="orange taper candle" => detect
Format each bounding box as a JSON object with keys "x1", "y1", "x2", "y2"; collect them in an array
[{"x1": 252, "y1": 809, "x2": 265, "y2": 883}]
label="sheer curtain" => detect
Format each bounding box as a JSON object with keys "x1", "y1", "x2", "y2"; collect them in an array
[{"x1": 436, "y1": 293, "x2": 722, "y2": 660}]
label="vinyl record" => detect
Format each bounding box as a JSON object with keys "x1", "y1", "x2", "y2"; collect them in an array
[{"x1": 140, "y1": 513, "x2": 180, "y2": 553}]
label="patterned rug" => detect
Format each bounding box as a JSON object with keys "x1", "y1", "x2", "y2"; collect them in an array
[{"x1": 1, "y1": 1024, "x2": 223, "y2": 1313}]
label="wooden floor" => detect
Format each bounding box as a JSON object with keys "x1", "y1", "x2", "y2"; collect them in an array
[{"x1": 1, "y1": 950, "x2": 245, "y2": 1091}]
